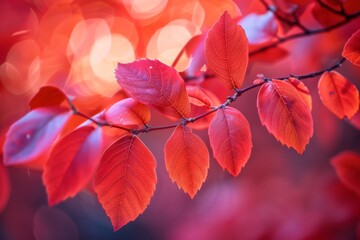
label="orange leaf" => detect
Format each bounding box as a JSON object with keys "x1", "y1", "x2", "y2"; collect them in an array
[
  {"x1": 29, "y1": 86, "x2": 67, "y2": 110},
  {"x1": 208, "y1": 107, "x2": 252, "y2": 176},
  {"x1": 164, "y1": 125, "x2": 209, "y2": 198},
  {"x1": 331, "y1": 151, "x2": 360, "y2": 196},
  {"x1": 342, "y1": 29, "x2": 360, "y2": 67},
  {"x1": 104, "y1": 98, "x2": 151, "y2": 126},
  {"x1": 3, "y1": 107, "x2": 71, "y2": 169},
  {"x1": 43, "y1": 126, "x2": 103, "y2": 206},
  {"x1": 318, "y1": 71, "x2": 359, "y2": 119},
  {"x1": 94, "y1": 135, "x2": 157, "y2": 231},
  {"x1": 288, "y1": 77, "x2": 312, "y2": 111},
  {"x1": 115, "y1": 59, "x2": 190, "y2": 118},
  {"x1": 257, "y1": 80, "x2": 313, "y2": 154},
  {"x1": 205, "y1": 11, "x2": 249, "y2": 89}
]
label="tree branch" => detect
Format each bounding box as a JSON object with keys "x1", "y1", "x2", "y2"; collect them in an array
[
  {"x1": 249, "y1": 10, "x2": 360, "y2": 56},
  {"x1": 65, "y1": 57, "x2": 346, "y2": 135}
]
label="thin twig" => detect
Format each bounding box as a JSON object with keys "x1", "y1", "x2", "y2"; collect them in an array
[{"x1": 65, "y1": 58, "x2": 346, "y2": 135}]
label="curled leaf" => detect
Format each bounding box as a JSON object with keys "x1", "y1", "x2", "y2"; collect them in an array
[
  {"x1": 104, "y1": 98, "x2": 151, "y2": 126},
  {"x1": 115, "y1": 59, "x2": 190, "y2": 118},
  {"x1": 3, "y1": 107, "x2": 71, "y2": 169}
]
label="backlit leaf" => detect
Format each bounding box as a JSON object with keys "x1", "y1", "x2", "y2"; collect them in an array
[
  {"x1": 43, "y1": 126, "x2": 103, "y2": 206},
  {"x1": 208, "y1": 107, "x2": 252, "y2": 176},
  {"x1": 0, "y1": 159, "x2": 10, "y2": 213},
  {"x1": 257, "y1": 80, "x2": 313, "y2": 154},
  {"x1": 239, "y1": 11, "x2": 278, "y2": 45},
  {"x1": 104, "y1": 98, "x2": 151, "y2": 126},
  {"x1": 3, "y1": 107, "x2": 71, "y2": 169},
  {"x1": 115, "y1": 59, "x2": 190, "y2": 118},
  {"x1": 188, "y1": 87, "x2": 221, "y2": 130},
  {"x1": 288, "y1": 77, "x2": 312, "y2": 111},
  {"x1": 94, "y1": 135, "x2": 157, "y2": 231},
  {"x1": 331, "y1": 151, "x2": 360, "y2": 196},
  {"x1": 29, "y1": 86, "x2": 67, "y2": 110},
  {"x1": 205, "y1": 11, "x2": 249, "y2": 89},
  {"x1": 342, "y1": 29, "x2": 360, "y2": 67},
  {"x1": 318, "y1": 71, "x2": 359, "y2": 119},
  {"x1": 186, "y1": 85, "x2": 211, "y2": 107},
  {"x1": 165, "y1": 125, "x2": 209, "y2": 198}
]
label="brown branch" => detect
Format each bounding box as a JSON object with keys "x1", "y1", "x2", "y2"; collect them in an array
[
  {"x1": 249, "y1": 10, "x2": 360, "y2": 57},
  {"x1": 65, "y1": 58, "x2": 346, "y2": 135}
]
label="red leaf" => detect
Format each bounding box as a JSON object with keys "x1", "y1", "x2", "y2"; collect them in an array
[
  {"x1": 331, "y1": 151, "x2": 360, "y2": 196},
  {"x1": 342, "y1": 29, "x2": 360, "y2": 67},
  {"x1": 115, "y1": 59, "x2": 190, "y2": 118},
  {"x1": 318, "y1": 71, "x2": 359, "y2": 119},
  {"x1": 104, "y1": 98, "x2": 151, "y2": 126},
  {"x1": 29, "y1": 86, "x2": 67, "y2": 110},
  {"x1": 205, "y1": 11, "x2": 249, "y2": 89},
  {"x1": 208, "y1": 107, "x2": 252, "y2": 176},
  {"x1": 43, "y1": 126, "x2": 103, "y2": 206},
  {"x1": 239, "y1": 11, "x2": 278, "y2": 45},
  {"x1": 186, "y1": 85, "x2": 211, "y2": 107},
  {"x1": 0, "y1": 159, "x2": 10, "y2": 213},
  {"x1": 257, "y1": 80, "x2": 313, "y2": 154},
  {"x1": 94, "y1": 135, "x2": 157, "y2": 231},
  {"x1": 3, "y1": 107, "x2": 71, "y2": 169},
  {"x1": 288, "y1": 77, "x2": 312, "y2": 111},
  {"x1": 187, "y1": 87, "x2": 221, "y2": 130},
  {"x1": 164, "y1": 125, "x2": 209, "y2": 198}
]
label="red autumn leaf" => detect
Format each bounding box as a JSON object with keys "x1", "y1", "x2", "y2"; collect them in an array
[
  {"x1": 288, "y1": 77, "x2": 312, "y2": 111},
  {"x1": 208, "y1": 107, "x2": 252, "y2": 176},
  {"x1": 0, "y1": 159, "x2": 10, "y2": 213},
  {"x1": 187, "y1": 87, "x2": 221, "y2": 130},
  {"x1": 318, "y1": 71, "x2": 359, "y2": 119},
  {"x1": 164, "y1": 125, "x2": 209, "y2": 198},
  {"x1": 239, "y1": 11, "x2": 278, "y2": 45},
  {"x1": 205, "y1": 11, "x2": 249, "y2": 89},
  {"x1": 342, "y1": 29, "x2": 360, "y2": 67},
  {"x1": 3, "y1": 107, "x2": 71, "y2": 169},
  {"x1": 186, "y1": 85, "x2": 211, "y2": 107},
  {"x1": 29, "y1": 86, "x2": 67, "y2": 110},
  {"x1": 257, "y1": 80, "x2": 313, "y2": 154},
  {"x1": 331, "y1": 151, "x2": 360, "y2": 196},
  {"x1": 115, "y1": 59, "x2": 190, "y2": 118},
  {"x1": 94, "y1": 135, "x2": 157, "y2": 231},
  {"x1": 43, "y1": 126, "x2": 103, "y2": 206},
  {"x1": 104, "y1": 98, "x2": 151, "y2": 126}
]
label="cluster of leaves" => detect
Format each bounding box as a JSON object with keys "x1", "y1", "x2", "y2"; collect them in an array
[{"x1": 2, "y1": 1, "x2": 360, "y2": 232}]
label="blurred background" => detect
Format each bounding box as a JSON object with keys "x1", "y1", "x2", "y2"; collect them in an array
[{"x1": 1, "y1": 0, "x2": 360, "y2": 239}]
